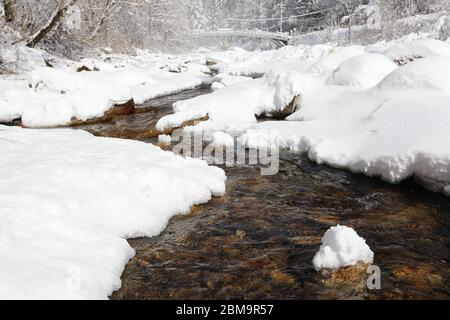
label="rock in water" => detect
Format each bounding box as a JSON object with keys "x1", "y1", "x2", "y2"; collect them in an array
[{"x1": 313, "y1": 225, "x2": 374, "y2": 272}]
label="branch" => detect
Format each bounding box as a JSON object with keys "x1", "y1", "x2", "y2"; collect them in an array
[
  {"x1": 26, "y1": 0, "x2": 79, "y2": 48},
  {"x1": 89, "y1": 0, "x2": 116, "y2": 40},
  {"x1": 2, "y1": 0, "x2": 14, "y2": 22}
]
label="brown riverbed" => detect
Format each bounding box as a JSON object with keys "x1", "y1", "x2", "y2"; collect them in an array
[{"x1": 78, "y1": 89, "x2": 449, "y2": 300}]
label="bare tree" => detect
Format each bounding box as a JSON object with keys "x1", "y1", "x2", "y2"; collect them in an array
[
  {"x1": 26, "y1": 0, "x2": 79, "y2": 47},
  {"x1": 88, "y1": 0, "x2": 115, "y2": 40}
]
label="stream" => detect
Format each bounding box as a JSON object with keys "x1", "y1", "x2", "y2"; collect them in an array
[{"x1": 77, "y1": 88, "x2": 449, "y2": 300}]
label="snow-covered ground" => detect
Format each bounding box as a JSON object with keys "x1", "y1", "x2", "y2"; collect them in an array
[{"x1": 0, "y1": 125, "x2": 225, "y2": 299}]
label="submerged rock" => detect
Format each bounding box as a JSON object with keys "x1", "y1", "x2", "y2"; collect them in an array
[{"x1": 317, "y1": 262, "x2": 371, "y2": 299}]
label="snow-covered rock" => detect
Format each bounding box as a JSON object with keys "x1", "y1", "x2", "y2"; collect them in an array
[
  {"x1": 266, "y1": 68, "x2": 312, "y2": 110},
  {"x1": 0, "y1": 125, "x2": 226, "y2": 299},
  {"x1": 158, "y1": 134, "x2": 172, "y2": 145},
  {"x1": 313, "y1": 225, "x2": 374, "y2": 271},
  {"x1": 329, "y1": 53, "x2": 398, "y2": 88},
  {"x1": 383, "y1": 39, "x2": 450, "y2": 64},
  {"x1": 377, "y1": 55, "x2": 450, "y2": 92}
]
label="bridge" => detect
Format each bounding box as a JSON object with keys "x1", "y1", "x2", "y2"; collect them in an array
[{"x1": 191, "y1": 29, "x2": 292, "y2": 48}]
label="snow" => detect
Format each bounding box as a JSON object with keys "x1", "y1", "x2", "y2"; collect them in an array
[
  {"x1": 383, "y1": 39, "x2": 450, "y2": 63},
  {"x1": 0, "y1": 49, "x2": 209, "y2": 127},
  {"x1": 157, "y1": 66, "x2": 316, "y2": 135},
  {"x1": 158, "y1": 134, "x2": 172, "y2": 145},
  {"x1": 238, "y1": 55, "x2": 450, "y2": 194},
  {"x1": 313, "y1": 225, "x2": 374, "y2": 271},
  {"x1": 209, "y1": 45, "x2": 333, "y2": 77},
  {"x1": 175, "y1": 39, "x2": 449, "y2": 196},
  {"x1": 377, "y1": 55, "x2": 450, "y2": 92},
  {"x1": 266, "y1": 67, "x2": 315, "y2": 110},
  {"x1": 152, "y1": 39, "x2": 450, "y2": 196},
  {"x1": 0, "y1": 45, "x2": 47, "y2": 74},
  {"x1": 211, "y1": 131, "x2": 235, "y2": 148},
  {"x1": 0, "y1": 125, "x2": 226, "y2": 299},
  {"x1": 156, "y1": 78, "x2": 272, "y2": 134},
  {"x1": 309, "y1": 46, "x2": 365, "y2": 75},
  {"x1": 211, "y1": 73, "x2": 253, "y2": 91},
  {"x1": 328, "y1": 53, "x2": 398, "y2": 88}
]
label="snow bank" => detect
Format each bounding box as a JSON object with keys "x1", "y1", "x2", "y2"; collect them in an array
[
  {"x1": 0, "y1": 63, "x2": 204, "y2": 127},
  {"x1": 157, "y1": 43, "x2": 450, "y2": 194},
  {"x1": 156, "y1": 78, "x2": 273, "y2": 134},
  {"x1": 0, "y1": 47, "x2": 211, "y2": 127},
  {"x1": 0, "y1": 125, "x2": 226, "y2": 299},
  {"x1": 238, "y1": 55, "x2": 450, "y2": 194},
  {"x1": 313, "y1": 225, "x2": 374, "y2": 271},
  {"x1": 157, "y1": 59, "x2": 329, "y2": 135}
]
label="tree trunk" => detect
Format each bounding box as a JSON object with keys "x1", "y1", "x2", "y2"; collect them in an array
[
  {"x1": 26, "y1": 0, "x2": 78, "y2": 48},
  {"x1": 3, "y1": 0, "x2": 14, "y2": 23},
  {"x1": 348, "y1": 17, "x2": 352, "y2": 46}
]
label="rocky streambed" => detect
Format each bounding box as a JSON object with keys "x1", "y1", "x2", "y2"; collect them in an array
[{"x1": 76, "y1": 89, "x2": 450, "y2": 300}]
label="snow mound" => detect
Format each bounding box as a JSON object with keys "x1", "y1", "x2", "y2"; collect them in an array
[
  {"x1": 309, "y1": 46, "x2": 365, "y2": 75},
  {"x1": 378, "y1": 56, "x2": 450, "y2": 92},
  {"x1": 0, "y1": 125, "x2": 226, "y2": 299},
  {"x1": 329, "y1": 53, "x2": 398, "y2": 88},
  {"x1": 383, "y1": 39, "x2": 450, "y2": 64},
  {"x1": 313, "y1": 225, "x2": 374, "y2": 271}
]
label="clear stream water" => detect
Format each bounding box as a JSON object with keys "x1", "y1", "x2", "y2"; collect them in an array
[{"x1": 78, "y1": 89, "x2": 449, "y2": 300}]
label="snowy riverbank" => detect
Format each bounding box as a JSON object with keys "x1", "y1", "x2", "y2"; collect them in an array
[
  {"x1": 1, "y1": 30, "x2": 450, "y2": 299},
  {"x1": 0, "y1": 125, "x2": 225, "y2": 299},
  {"x1": 159, "y1": 37, "x2": 450, "y2": 195}
]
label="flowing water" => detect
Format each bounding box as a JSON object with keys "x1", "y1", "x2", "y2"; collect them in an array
[{"x1": 78, "y1": 89, "x2": 449, "y2": 300}]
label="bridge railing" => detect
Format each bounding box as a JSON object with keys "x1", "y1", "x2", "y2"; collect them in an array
[{"x1": 191, "y1": 29, "x2": 292, "y2": 41}]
